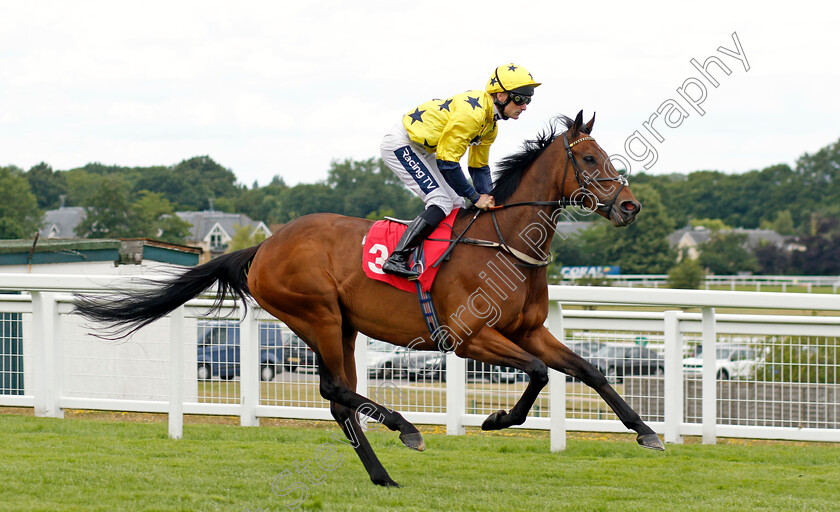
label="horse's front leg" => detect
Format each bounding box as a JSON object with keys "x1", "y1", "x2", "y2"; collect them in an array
[
  {"x1": 519, "y1": 326, "x2": 665, "y2": 450},
  {"x1": 454, "y1": 327, "x2": 549, "y2": 430}
]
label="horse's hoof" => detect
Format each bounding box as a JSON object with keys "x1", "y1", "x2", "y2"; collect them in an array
[
  {"x1": 637, "y1": 433, "x2": 665, "y2": 451},
  {"x1": 399, "y1": 432, "x2": 425, "y2": 451},
  {"x1": 481, "y1": 409, "x2": 507, "y2": 431},
  {"x1": 373, "y1": 477, "x2": 400, "y2": 487}
]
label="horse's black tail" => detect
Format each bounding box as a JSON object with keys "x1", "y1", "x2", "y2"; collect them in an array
[{"x1": 73, "y1": 243, "x2": 263, "y2": 339}]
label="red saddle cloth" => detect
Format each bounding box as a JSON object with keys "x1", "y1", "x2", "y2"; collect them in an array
[{"x1": 362, "y1": 209, "x2": 459, "y2": 293}]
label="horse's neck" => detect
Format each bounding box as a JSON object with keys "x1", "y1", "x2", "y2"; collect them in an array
[{"x1": 495, "y1": 143, "x2": 567, "y2": 253}]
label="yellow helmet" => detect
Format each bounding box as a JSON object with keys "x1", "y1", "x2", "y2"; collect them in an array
[{"x1": 486, "y1": 63, "x2": 541, "y2": 95}]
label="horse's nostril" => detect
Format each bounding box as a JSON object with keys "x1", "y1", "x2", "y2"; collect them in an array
[{"x1": 621, "y1": 201, "x2": 641, "y2": 214}]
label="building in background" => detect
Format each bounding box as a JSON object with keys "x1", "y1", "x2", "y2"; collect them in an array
[
  {"x1": 667, "y1": 227, "x2": 785, "y2": 261},
  {"x1": 37, "y1": 206, "x2": 270, "y2": 264},
  {"x1": 174, "y1": 210, "x2": 270, "y2": 263}
]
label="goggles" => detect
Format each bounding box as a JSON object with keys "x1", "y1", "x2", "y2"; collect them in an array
[{"x1": 509, "y1": 93, "x2": 532, "y2": 106}]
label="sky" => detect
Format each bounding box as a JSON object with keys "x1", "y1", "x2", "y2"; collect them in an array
[{"x1": 1, "y1": 1, "x2": 838, "y2": 188}]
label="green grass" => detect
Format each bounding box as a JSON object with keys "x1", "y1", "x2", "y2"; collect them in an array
[{"x1": 2, "y1": 412, "x2": 839, "y2": 511}]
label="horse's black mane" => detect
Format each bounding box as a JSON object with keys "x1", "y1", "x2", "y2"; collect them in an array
[{"x1": 490, "y1": 115, "x2": 584, "y2": 204}]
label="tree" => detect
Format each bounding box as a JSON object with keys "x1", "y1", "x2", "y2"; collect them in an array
[
  {"x1": 65, "y1": 168, "x2": 107, "y2": 206},
  {"x1": 325, "y1": 158, "x2": 423, "y2": 220},
  {"x1": 26, "y1": 162, "x2": 67, "y2": 209},
  {"x1": 690, "y1": 218, "x2": 730, "y2": 231},
  {"x1": 754, "y1": 240, "x2": 791, "y2": 275},
  {"x1": 229, "y1": 175, "x2": 288, "y2": 225},
  {"x1": 759, "y1": 210, "x2": 795, "y2": 236},
  {"x1": 790, "y1": 213, "x2": 840, "y2": 275},
  {"x1": 131, "y1": 191, "x2": 193, "y2": 244},
  {"x1": 573, "y1": 184, "x2": 677, "y2": 273},
  {"x1": 550, "y1": 231, "x2": 589, "y2": 268},
  {"x1": 269, "y1": 183, "x2": 339, "y2": 223},
  {"x1": 698, "y1": 232, "x2": 758, "y2": 275},
  {"x1": 127, "y1": 157, "x2": 242, "y2": 211},
  {"x1": 226, "y1": 224, "x2": 268, "y2": 252},
  {"x1": 170, "y1": 156, "x2": 242, "y2": 210},
  {"x1": 0, "y1": 166, "x2": 43, "y2": 239},
  {"x1": 76, "y1": 178, "x2": 137, "y2": 238},
  {"x1": 667, "y1": 257, "x2": 704, "y2": 289},
  {"x1": 0, "y1": 218, "x2": 26, "y2": 239}
]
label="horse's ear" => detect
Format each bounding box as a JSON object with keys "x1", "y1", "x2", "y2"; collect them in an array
[
  {"x1": 583, "y1": 112, "x2": 595, "y2": 135},
  {"x1": 572, "y1": 110, "x2": 584, "y2": 135}
]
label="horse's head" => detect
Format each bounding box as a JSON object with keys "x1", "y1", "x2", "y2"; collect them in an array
[{"x1": 558, "y1": 111, "x2": 641, "y2": 226}]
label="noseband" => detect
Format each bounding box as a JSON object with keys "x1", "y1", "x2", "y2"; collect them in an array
[{"x1": 561, "y1": 133, "x2": 628, "y2": 214}]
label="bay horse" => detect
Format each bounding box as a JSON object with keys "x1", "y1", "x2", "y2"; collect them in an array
[{"x1": 73, "y1": 111, "x2": 664, "y2": 487}]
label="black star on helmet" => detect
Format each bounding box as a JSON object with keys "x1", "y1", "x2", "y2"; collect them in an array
[
  {"x1": 508, "y1": 64, "x2": 517, "y2": 71},
  {"x1": 465, "y1": 96, "x2": 481, "y2": 110},
  {"x1": 408, "y1": 108, "x2": 425, "y2": 124}
]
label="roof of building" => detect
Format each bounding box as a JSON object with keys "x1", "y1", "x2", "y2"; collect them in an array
[
  {"x1": 175, "y1": 210, "x2": 269, "y2": 241},
  {"x1": 667, "y1": 227, "x2": 785, "y2": 248},
  {"x1": 36, "y1": 206, "x2": 269, "y2": 244},
  {"x1": 39, "y1": 206, "x2": 86, "y2": 238}
]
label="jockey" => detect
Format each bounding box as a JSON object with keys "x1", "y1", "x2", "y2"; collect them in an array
[{"x1": 379, "y1": 63, "x2": 540, "y2": 279}]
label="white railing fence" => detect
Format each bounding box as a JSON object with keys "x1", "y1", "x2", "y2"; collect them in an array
[
  {"x1": 1, "y1": 273, "x2": 839, "y2": 450},
  {"x1": 563, "y1": 274, "x2": 840, "y2": 292}
]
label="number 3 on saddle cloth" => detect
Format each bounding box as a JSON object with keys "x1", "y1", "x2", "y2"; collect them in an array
[{"x1": 362, "y1": 209, "x2": 459, "y2": 343}]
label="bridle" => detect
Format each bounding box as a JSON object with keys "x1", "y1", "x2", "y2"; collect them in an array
[
  {"x1": 560, "y1": 132, "x2": 628, "y2": 215},
  {"x1": 430, "y1": 132, "x2": 630, "y2": 269}
]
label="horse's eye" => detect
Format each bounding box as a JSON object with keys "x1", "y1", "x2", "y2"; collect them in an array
[{"x1": 583, "y1": 155, "x2": 596, "y2": 164}]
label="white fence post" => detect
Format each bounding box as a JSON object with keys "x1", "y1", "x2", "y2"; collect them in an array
[
  {"x1": 446, "y1": 351, "x2": 465, "y2": 435},
  {"x1": 31, "y1": 291, "x2": 63, "y2": 418},
  {"x1": 239, "y1": 303, "x2": 259, "y2": 427},
  {"x1": 547, "y1": 301, "x2": 566, "y2": 452},
  {"x1": 701, "y1": 307, "x2": 717, "y2": 445},
  {"x1": 168, "y1": 305, "x2": 184, "y2": 439},
  {"x1": 663, "y1": 310, "x2": 683, "y2": 444},
  {"x1": 355, "y1": 335, "x2": 369, "y2": 396},
  {"x1": 355, "y1": 335, "x2": 369, "y2": 429}
]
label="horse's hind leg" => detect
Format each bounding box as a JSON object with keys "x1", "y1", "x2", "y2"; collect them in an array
[
  {"x1": 329, "y1": 401, "x2": 398, "y2": 487},
  {"x1": 317, "y1": 353, "x2": 424, "y2": 452},
  {"x1": 315, "y1": 332, "x2": 423, "y2": 486}
]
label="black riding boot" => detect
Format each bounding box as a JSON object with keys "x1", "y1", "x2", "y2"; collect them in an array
[{"x1": 381, "y1": 207, "x2": 445, "y2": 279}]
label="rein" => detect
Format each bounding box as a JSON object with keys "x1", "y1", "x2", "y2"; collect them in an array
[{"x1": 430, "y1": 132, "x2": 628, "y2": 269}]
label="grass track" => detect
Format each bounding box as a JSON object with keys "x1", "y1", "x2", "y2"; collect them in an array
[{"x1": 1, "y1": 411, "x2": 839, "y2": 512}]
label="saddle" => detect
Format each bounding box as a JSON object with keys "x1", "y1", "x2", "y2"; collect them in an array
[
  {"x1": 362, "y1": 209, "x2": 459, "y2": 293},
  {"x1": 362, "y1": 210, "x2": 460, "y2": 349}
]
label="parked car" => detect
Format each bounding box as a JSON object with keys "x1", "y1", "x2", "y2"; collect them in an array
[
  {"x1": 282, "y1": 336, "x2": 318, "y2": 372},
  {"x1": 366, "y1": 340, "x2": 402, "y2": 377},
  {"x1": 196, "y1": 321, "x2": 290, "y2": 381},
  {"x1": 682, "y1": 344, "x2": 758, "y2": 380},
  {"x1": 368, "y1": 346, "x2": 439, "y2": 380},
  {"x1": 565, "y1": 340, "x2": 606, "y2": 358},
  {"x1": 563, "y1": 341, "x2": 607, "y2": 381},
  {"x1": 586, "y1": 344, "x2": 664, "y2": 384},
  {"x1": 412, "y1": 354, "x2": 521, "y2": 383}
]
